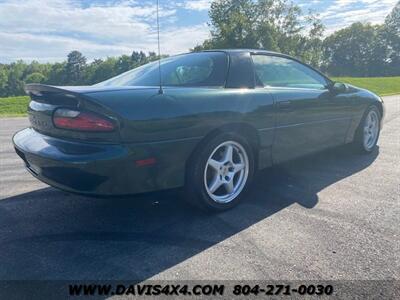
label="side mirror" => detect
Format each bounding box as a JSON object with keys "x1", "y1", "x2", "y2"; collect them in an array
[{"x1": 330, "y1": 82, "x2": 347, "y2": 94}]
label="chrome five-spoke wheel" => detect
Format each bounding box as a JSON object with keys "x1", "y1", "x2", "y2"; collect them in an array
[
  {"x1": 204, "y1": 141, "x2": 249, "y2": 204},
  {"x1": 363, "y1": 109, "x2": 379, "y2": 150}
]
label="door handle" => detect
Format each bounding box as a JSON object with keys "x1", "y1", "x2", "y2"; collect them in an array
[{"x1": 278, "y1": 100, "x2": 291, "y2": 109}]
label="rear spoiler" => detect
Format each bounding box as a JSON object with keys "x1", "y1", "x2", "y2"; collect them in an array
[
  {"x1": 25, "y1": 83, "x2": 118, "y2": 108},
  {"x1": 27, "y1": 84, "x2": 87, "y2": 105},
  {"x1": 26, "y1": 83, "x2": 67, "y2": 94},
  {"x1": 25, "y1": 84, "x2": 92, "y2": 99}
]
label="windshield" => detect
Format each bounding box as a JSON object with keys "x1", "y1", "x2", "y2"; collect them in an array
[{"x1": 95, "y1": 52, "x2": 228, "y2": 88}]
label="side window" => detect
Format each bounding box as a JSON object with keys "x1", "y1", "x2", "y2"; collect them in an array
[
  {"x1": 164, "y1": 59, "x2": 214, "y2": 86},
  {"x1": 252, "y1": 55, "x2": 328, "y2": 90}
]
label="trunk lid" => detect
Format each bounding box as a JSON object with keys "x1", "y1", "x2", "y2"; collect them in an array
[{"x1": 25, "y1": 84, "x2": 122, "y2": 143}]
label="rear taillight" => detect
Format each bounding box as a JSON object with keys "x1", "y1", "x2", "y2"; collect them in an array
[{"x1": 53, "y1": 108, "x2": 115, "y2": 132}]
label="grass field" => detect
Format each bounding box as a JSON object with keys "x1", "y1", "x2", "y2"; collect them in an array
[
  {"x1": 0, "y1": 77, "x2": 399, "y2": 117},
  {"x1": 0, "y1": 96, "x2": 30, "y2": 117},
  {"x1": 332, "y1": 76, "x2": 400, "y2": 96}
]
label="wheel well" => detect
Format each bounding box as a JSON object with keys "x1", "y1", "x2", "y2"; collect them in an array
[
  {"x1": 362, "y1": 103, "x2": 383, "y2": 127},
  {"x1": 373, "y1": 102, "x2": 383, "y2": 118},
  {"x1": 354, "y1": 103, "x2": 383, "y2": 139},
  {"x1": 185, "y1": 123, "x2": 260, "y2": 174}
]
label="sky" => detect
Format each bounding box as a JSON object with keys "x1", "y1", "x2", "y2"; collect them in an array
[{"x1": 0, "y1": 0, "x2": 397, "y2": 63}]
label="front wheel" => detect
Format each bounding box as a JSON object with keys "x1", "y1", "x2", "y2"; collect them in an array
[
  {"x1": 354, "y1": 105, "x2": 381, "y2": 153},
  {"x1": 185, "y1": 132, "x2": 255, "y2": 211}
]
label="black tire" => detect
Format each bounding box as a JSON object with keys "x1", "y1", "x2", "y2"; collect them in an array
[
  {"x1": 353, "y1": 105, "x2": 381, "y2": 153},
  {"x1": 185, "y1": 132, "x2": 255, "y2": 211}
]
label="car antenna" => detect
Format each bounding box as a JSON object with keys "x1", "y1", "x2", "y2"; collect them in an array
[{"x1": 156, "y1": 0, "x2": 163, "y2": 94}]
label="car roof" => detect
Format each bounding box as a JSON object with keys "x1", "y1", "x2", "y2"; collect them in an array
[
  {"x1": 202, "y1": 48, "x2": 282, "y2": 56},
  {"x1": 201, "y1": 49, "x2": 300, "y2": 62}
]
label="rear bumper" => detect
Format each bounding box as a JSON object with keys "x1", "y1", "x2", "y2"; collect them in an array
[{"x1": 13, "y1": 128, "x2": 201, "y2": 195}]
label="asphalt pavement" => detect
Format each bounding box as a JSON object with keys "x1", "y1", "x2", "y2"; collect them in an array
[{"x1": 0, "y1": 95, "x2": 399, "y2": 286}]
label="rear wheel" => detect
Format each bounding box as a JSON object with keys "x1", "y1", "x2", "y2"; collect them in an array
[
  {"x1": 354, "y1": 106, "x2": 381, "y2": 153},
  {"x1": 186, "y1": 132, "x2": 255, "y2": 211}
]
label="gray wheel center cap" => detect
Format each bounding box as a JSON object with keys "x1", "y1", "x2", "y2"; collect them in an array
[{"x1": 221, "y1": 165, "x2": 229, "y2": 175}]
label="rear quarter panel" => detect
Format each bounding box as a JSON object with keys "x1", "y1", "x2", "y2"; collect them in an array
[{"x1": 87, "y1": 87, "x2": 275, "y2": 144}]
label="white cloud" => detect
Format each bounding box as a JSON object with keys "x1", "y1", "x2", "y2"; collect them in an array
[
  {"x1": 183, "y1": 0, "x2": 211, "y2": 11},
  {"x1": 0, "y1": 0, "x2": 396, "y2": 62},
  {"x1": 161, "y1": 23, "x2": 210, "y2": 53},
  {"x1": 0, "y1": 0, "x2": 209, "y2": 62},
  {"x1": 0, "y1": 32, "x2": 134, "y2": 63},
  {"x1": 318, "y1": 0, "x2": 397, "y2": 34}
]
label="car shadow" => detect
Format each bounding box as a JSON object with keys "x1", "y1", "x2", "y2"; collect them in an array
[{"x1": 0, "y1": 145, "x2": 379, "y2": 282}]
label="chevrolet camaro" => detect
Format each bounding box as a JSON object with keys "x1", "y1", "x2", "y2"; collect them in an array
[{"x1": 13, "y1": 49, "x2": 384, "y2": 210}]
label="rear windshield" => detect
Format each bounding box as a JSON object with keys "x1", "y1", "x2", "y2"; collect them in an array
[{"x1": 95, "y1": 52, "x2": 228, "y2": 88}]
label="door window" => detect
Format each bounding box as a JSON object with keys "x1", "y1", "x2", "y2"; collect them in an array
[{"x1": 252, "y1": 55, "x2": 328, "y2": 90}]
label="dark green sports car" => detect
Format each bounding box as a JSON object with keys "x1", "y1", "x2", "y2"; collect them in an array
[{"x1": 13, "y1": 49, "x2": 384, "y2": 210}]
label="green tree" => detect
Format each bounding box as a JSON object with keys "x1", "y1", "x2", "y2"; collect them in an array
[
  {"x1": 84, "y1": 58, "x2": 104, "y2": 84},
  {"x1": 323, "y1": 23, "x2": 388, "y2": 76},
  {"x1": 0, "y1": 66, "x2": 9, "y2": 97},
  {"x1": 88, "y1": 57, "x2": 117, "y2": 84},
  {"x1": 47, "y1": 62, "x2": 67, "y2": 85},
  {"x1": 6, "y1": 60, "x2": 27, "y2": 96},
  {"x1": 386, "y1": 1, "x2": 400, "y2": 37},
  {"x1": 384, "y1": 1, "x2": 400, "y2": 75},
  {"x1": 115, "y1": 55, "x2": 133, "y2": 74},
  {"x1": 147, "y1": 51, "x2": 164, "y2": 63},
  {"x1": 297, "y1": 13, "x2": 325, "y2": 68},
  {"x1": 23, "y1": 61, "x2": 49, "y2": 78},
  {"x1": 207, "y1": 0, "x2": 259, "y2": 49},
  {"x1": 131, "y1": 51, "x2": 147, "y2": 66},
  {"x1": 25, "y1": 72, "x2": 46, "y2": 84},
  {"x1": 65, "y1": 51, "x2": 87, "y2": 85},
  {"x1": 194, "y1": 0, "x2": 324, "y2": 66}
]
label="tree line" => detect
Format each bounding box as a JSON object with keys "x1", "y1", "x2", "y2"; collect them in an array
[
  {"x1": 0, "y1": 51, "x2": 161, "y2": 97},
  {"x1": 0, "y1": 0, "x2": 398, "y2": 97}
]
